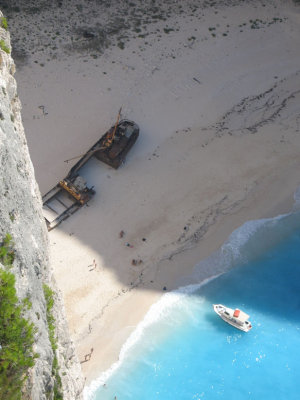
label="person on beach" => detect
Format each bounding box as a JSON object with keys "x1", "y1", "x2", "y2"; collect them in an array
[
  {"x1": 83, "y1": 347, "x2": 94, "y2": 362},
  {"x1": 88, "y1": 259, "x2": 97, "y2": 271}
]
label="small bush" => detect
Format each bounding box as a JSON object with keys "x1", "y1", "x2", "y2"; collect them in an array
[
  {"x1": 0, "y1": 233, "x2": 14, "y2": 266},
  {"x1": 43, "y1": 284, "x2": 63, "y2": 400},
  {"x1": 0, "y1": 39, "x2": 10, "y2": 54},
  {"x1": 1, "y1": 17, "x2": 8, "y2": 30},
  {"x1": 0, "y1": 235, "x2": 38, "y2": 400}
]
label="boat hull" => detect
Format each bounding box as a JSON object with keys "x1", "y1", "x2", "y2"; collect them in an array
[
  {"x1": 213, "y1": 304, "x2": 252, "y2": 332},
  {"x1": 94, "y1": 120, "x2": 139, "y2": 169}
]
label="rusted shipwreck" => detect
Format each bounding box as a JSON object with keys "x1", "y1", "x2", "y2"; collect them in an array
[{"x1": 42, "y1": 116, "x2": 139, "y2": 231}]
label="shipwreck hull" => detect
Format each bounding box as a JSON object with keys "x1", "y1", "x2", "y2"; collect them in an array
[
  {"x1": 94, "y1": 120, "x2": 139, "y2": 169},
  {"x1": 42, "y1": 118, "x2": 139, "y2": 230}
]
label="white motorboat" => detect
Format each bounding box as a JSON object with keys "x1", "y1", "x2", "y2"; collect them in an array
[{"x1": 213, "y1": 304, "x2": 252, "y2": 332}]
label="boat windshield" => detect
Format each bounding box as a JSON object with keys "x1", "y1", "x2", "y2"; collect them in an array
[{"x1": 237, "y1": 310, "x2": 250, "y2": 322}]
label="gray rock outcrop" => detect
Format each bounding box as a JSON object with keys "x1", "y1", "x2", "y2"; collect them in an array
[{"x1": 0, "y1": 11, "x2": 83, "y2": 400}]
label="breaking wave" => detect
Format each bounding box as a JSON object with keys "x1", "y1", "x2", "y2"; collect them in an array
[{"x1": 84, "y1": 188, "x2": 300, "y2": 399}]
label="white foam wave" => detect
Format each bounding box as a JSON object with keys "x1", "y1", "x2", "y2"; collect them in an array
[
  {"x1": 220, "y1": 212, "x2": 289, "y2": 264},
  {"x1": 83, "y1": 275, "x2": 220, "y2": 399},
  {"x1": 84, "y1": 190, "x2": 300, "y2": 399},
  {"x1": 222, "y1": 184, "x2": 300, "y2": 262},
  {"x1": 222, "y1": 218, "x2": 272, "y2": 260}
]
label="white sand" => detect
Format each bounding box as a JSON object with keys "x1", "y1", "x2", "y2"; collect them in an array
[{"x1": 11, "y1": 0, "x2": 300, "y2": 387}]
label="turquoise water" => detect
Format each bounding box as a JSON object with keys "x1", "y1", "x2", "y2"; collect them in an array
[{"x1": 85, "y1": 211, "x2": 300, "y2": 400}]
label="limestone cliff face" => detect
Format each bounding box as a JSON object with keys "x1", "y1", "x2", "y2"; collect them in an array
[{"x1": 0, "y1": 13, "x2": 83, "y2": 400}]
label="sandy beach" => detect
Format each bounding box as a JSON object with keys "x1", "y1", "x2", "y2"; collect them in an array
[{"x1": 6, "y1": 0, "x2": 300, "y2": 388}]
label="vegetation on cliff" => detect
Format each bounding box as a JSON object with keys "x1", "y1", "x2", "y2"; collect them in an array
[
  {"x1": 0, "y1": 234, "x2": 64, "y2": 399},
  {"x1": 43, "y1": 284, "x2": 63, "y2": 400},
  {"x1": 0, "y1": 234, "x2": 38, "y2": 400}
]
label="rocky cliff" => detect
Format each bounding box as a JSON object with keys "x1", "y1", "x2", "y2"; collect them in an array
[{"x1": 0, "y1": 11, "x2": 83, "y2": 400}]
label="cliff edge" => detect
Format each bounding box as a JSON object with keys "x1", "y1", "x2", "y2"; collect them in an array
[{"x1": 0, "y1": 11, "x2": 83, "y2": 400}]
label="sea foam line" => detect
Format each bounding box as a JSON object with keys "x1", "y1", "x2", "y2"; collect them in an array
[
  {"x1": 84, "y1": 191, "x2": 300, "y2": 399},
  {"x1": 222, "y1": 215, "x2": 284, "y2": 258},
  {"x1": 83, "y1": 215, "x2": 287, "y2": 399},
  {"x1": 83, "y1": 275, "x2": 220, "y2": 399},
  {"x1": 224, "y1": 183, "x2": 300, "y2": 260}
]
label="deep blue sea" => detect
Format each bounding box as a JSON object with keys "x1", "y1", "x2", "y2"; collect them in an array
[{"x1": 85, "y1": 210, "x2": 300, "y2": 400}]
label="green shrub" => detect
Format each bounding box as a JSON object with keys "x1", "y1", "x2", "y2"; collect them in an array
[
  {"x1": 0, "y1": 39, "x2": 10, "y2": 54},
  {"x1": 43, "y1": 284, "x2": 63, "y2": 400},
  {"x1": 0, "y1": 234, "x2": 14, "y2": 266},
  {"x1": 0, "y1": 235, "x2": 38, "y2": 399},
  {"x1": 1, "y1": 17, "x2": 8, "y2": 30}
]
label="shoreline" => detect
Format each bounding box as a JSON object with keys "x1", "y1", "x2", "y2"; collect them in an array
[
  {"x1": 8, "y1": 0, "x2": 300, "y2": 395},
  {"x1": 80, "y1": 165, "x2": 300, "y2": 388}
]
